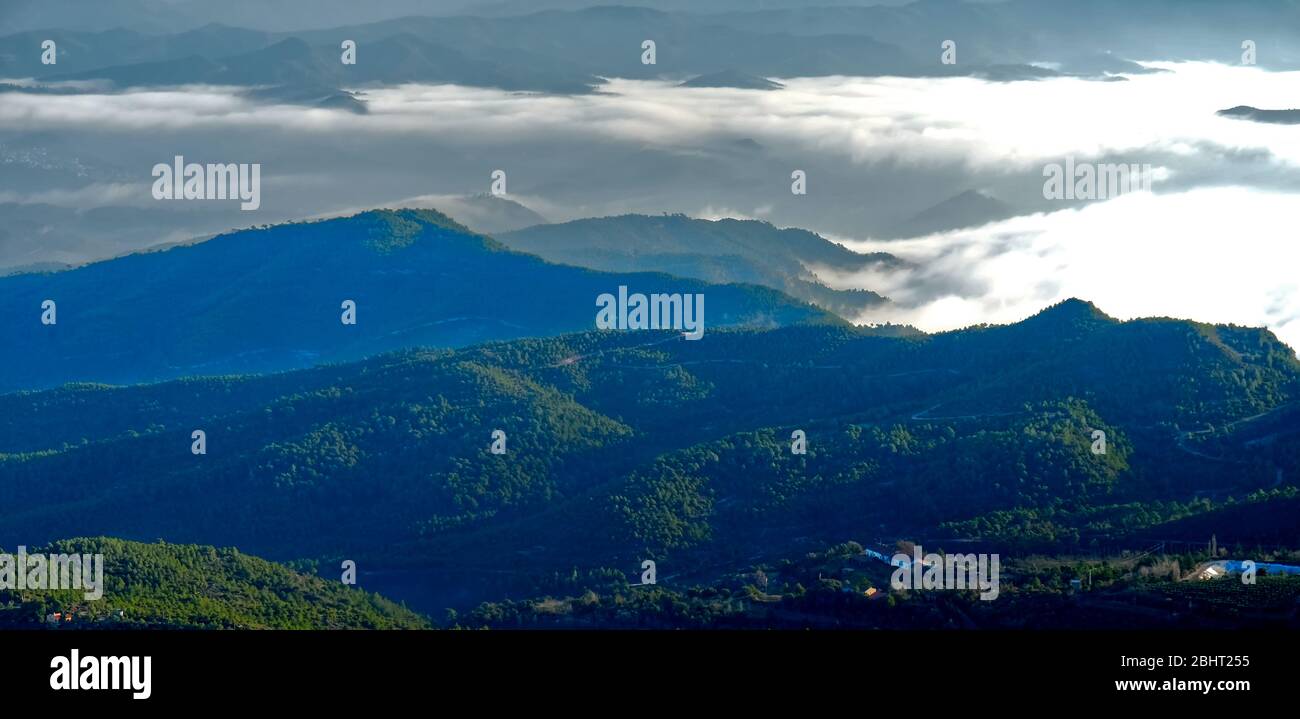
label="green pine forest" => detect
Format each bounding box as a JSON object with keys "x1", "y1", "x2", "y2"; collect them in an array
[{"x1": 1, "y1": 211, "x2": 1298, "y2": 629}]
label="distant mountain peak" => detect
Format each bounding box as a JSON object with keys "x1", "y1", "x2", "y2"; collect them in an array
[
  {"x1": 1028, "y1": 297, "x2": 1114, "y2": 324},
  {"x1": 1217, "y1": 105, "x2": 1300, "y2": 125},
  {"x1": 363, "y1": 206, "x2": 469, "y2": 231},
  {"x1": 345, "y1": 207, "x2": 500, "y2": 252},
  {"x1": 680, "y1": 70, "x2": 784, "y2": 90},
  {"x1": 240, "y1": 207, "x2": 497, "y2": 255},
  {"x1": 261, "y1": 36, "x2": 313, "y2": 56},
  {"x1": 887, "y1": 189, "x2": 1015, "y2": 238}
]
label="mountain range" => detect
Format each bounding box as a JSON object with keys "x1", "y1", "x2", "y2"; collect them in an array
[
  {"x1": 1, "y1": 286, "x2": 1295, "y2": 611},
  {"x1": 5, "y1": 1, "x2": 1300, "y2": 633},
  {"x1": 9, "y1": 2, "x2": 1300, "y2": 73},
  {"x1": 11, "y1": 2, "x2": 1283, "y2": 99}
]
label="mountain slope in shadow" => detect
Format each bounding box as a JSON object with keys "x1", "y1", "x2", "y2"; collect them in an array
[{"x1": 0, "y1": 208, "x2": 837, "y2": 391}]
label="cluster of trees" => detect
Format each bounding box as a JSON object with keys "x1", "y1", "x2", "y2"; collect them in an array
[
  {"x1": 942, "y1": 487, "x2": 1300, "y2": 550},
  {"x1": 597, "y1": 400, "x2": 1128, "y2": 559}
]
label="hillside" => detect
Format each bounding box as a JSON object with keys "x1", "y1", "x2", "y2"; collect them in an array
[
  {"x1": 0, "y1": 537, "x2": 429, "y2": 629},
  {"x1": 0, "y1": 208, "x2": 836, "y2": 392},
  {"x1": 499, "y1": 214, "x2": 899, "y2": 316},
  {"x1": 0, "y1": 300, "x2": 1295, "y2": 610}
]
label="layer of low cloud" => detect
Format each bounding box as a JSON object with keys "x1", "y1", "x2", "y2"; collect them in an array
[
  {"x1": 5, "y1": 62, "x2": 1300, "y2": 168},
  {"x1": 0, "y1": 181, "x2": 147, "y2": 208},
  {"x1": 2, "y1": 62, "x2": 1299, "y2": 349},
  {"x1": 821, "y1": 187, "x2": 1300, "y2": 350}
]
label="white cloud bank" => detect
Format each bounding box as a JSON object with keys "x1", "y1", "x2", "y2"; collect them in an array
[
  {"x1": 5, "y1": 62, "x2": 1300, "y2": 169},
  {"x1": 3, "y1": 63, "x2": 1299, "y2": 349},
  {"x1": 825, "y1": 187, "x2": 1300, "y2": 350}
]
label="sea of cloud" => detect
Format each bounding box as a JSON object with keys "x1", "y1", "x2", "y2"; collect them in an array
[{"x1": 1, "y1": 61, "x2": 1298, "y2": 348}]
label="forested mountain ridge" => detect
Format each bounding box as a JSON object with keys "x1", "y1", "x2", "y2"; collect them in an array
[
  {"x1": 0, "y1": 208, "x2": 837, "y2": 392},
  {"x1": 1, "y1": 300, "x2": 1295, "y2": 598},
  {"x1": 499, "y1": 214, "x2": 900, "y2": 316}
]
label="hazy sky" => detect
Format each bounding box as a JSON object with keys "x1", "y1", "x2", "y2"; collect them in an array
[{"x1": 0, "y1": 0, "x2": 928, "y2": 34}]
